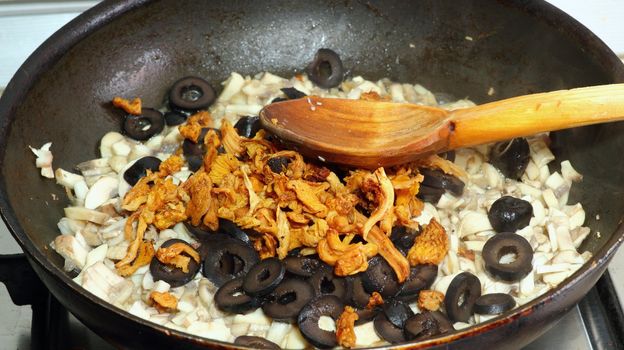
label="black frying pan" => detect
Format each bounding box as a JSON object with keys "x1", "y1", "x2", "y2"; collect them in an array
[{"x1": 1, "y1": 0, "x2": 624, "y2": 349}]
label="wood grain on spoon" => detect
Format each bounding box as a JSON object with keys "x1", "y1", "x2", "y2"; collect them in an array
[{"x1": 259, "y1": 84, "x2": 624, "y2": 169}]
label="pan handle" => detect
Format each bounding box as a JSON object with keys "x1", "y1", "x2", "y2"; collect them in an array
[{"x1": 0, "y1": 254, "x2": 48, "y2": 305}]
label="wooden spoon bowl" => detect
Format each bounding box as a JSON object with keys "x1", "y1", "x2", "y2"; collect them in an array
[{"x1": 260, "y1": 84, "x2": 624, "y2": 168}]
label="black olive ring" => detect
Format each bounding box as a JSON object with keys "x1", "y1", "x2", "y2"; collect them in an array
[
  {"x1": 361, "y1": 256, "x2": 400, "y2": 298},
  {"x1": 404, "y1": 311, "x2": 454, "y2": 340},
  {"x1": 164, "y1": 110, "x2": 187, "y2": 126},
  {"x1": 283, "y1": 255, "x2": 321, "y2": 278},
  {"x1": 474, "y1": 293, "x2": 517, "y2": 315},
  {"x1": 444, "y1": 271, "x2": 482, "y2": 323},
  {"x1": 297, "y1": 295, "x2": 344, "y2": 349},
  {"x1": 307, "y1": 48, "x2": 344, "y2": 89},
  {"x1": 404, "y1": 312, "x2": 440, "y2": 340},
  {"x1": 355, "y1": 307, "x2": 380, "y2": 326},
  {"x1": 217, "y1": 218, "x2": 252, "y2": 244},
  {"x1": 420, "y1": 168, "x2": 465, "y2": 196},
  {"x1": 201, "y1": 240, "x2": 259, "y2": 287},
  {"x1": 490, "y1": 138, "x2": 530, "y2": 180},
  {"x1": 262, "y1": 278, "x2": 314, "y2": 321},
  {"x1": 214, "y1": 277, "x2": 260, "y2": 314},
  {"x1": 169, "y1": 76, "x2": 216, "y2": 111},
  {"x1": 280, "y1": 87, "x2": 307, "y2": 99},
  {"x1": 310, "y1": 268, "x2": 349, "y2": 301},
  {"x1": 123, "y1": 108, "x2": 164, "y2": 141},
  {"x1": 488, "y1": 196, "x2": 533, "y2": 233},
  {"x1": 123, "y1": 156, "x2": 161, "y2": 186},
  {"x1": 234, "y1": 116, "x2": 262, "y2": 138},
  {"x1": 149, "y1": 239, "x2": 200, "y2": 288},
  {"x1": 382, "y1": 299, "x2": 413, "y2": 329},
  {"x1": 397, "y1": 264, "x2": 438, "y2": 302},
  {"x1": 350, "y1": 275, "x2": 371, "y2": 308},
  {"x1": 416, "y1": 185, "x2": 446, "y2": 203},
  {"x1": 482, "y1": 232, "x2": 534, "y2": 281},
  {"x1": 373, "y1": 312, "x2": 406, "y2": 344},
  {"x1": 242, "y1": 258, "x2": 285, "y2": 296}
]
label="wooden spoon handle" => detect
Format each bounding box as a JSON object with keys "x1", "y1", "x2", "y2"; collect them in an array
[{"x1": 447, "y1": 84, "x2": 624, "y2": 149}]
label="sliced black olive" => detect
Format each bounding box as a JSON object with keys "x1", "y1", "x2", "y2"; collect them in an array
[
  {"x1": 218, "y1": 218, "x2": 252, "y2": 245},
  {"x1": 307, "y1": 48, "x2": 344, "y2": 89},
  {"x1": 402, "y1": 311, "x2": 455, "y2": 339},
  {"x1": 149, "y1": 239, "x2": 200, "y2": 288},
  {"x1": 195, "y1": 234, "x2": 231, "y2": 258},
  {"x1": 310, "y1": 269, "x2": 348, "y2": 301},
  {"x1": 202, "y1": 240, "x2": 259, "y2": 287},
  {"x1": 234, "y1": 116, "x2": 262, "y2": 138},
  {"x1": 420, "y1": 168, "x2": 465, "y2": 196},
  {"x1": 350, "y1": 274, "x2": 371, "y2": 308},
  {"x1": 182, "y1": 127, "x2": 216, "y2": 172},
  {"x1": 243, "y1": 258, "x2": 285, "y2": 297},
  {"x1": 182, "y1": 135, "x2": 205, "y2": 156},
  {"x1": 404, "y1": 312, "x2": 439, "y2": 340},
  {"x1": 482, "y1": 232, "x2": 534, "y2": 281},
  {"x1": 488, "y1": 196, "x2": 533, "y2": 233},
  {"x1": 383, "y1": 299, "x2": 414, "y2": 328},
  {"x1": 283, "y1": 255, "x2": 321, "y2": 277},
  {"x1": 186, "y1": 155, "x2": 203, "y2": 172},
  {"x1": 361, "y1": 256, "x2": 399, "y2": 298},
  {"x1": 280, "y1": 87, "x2": 307, "y2": 99},
  {"x1": 390, "y1": 226, "x2": 419, "y2": 256},
  {"x1": 297, "y1": 295, "x2": 344, "y2": 349},
  {"x1": 185, "y1": 220, "x2": 251, "y2": 245},
  {"x1": 123, "y1": 156, "x2": 161, "y2": 186},
  {"x1": 164, "y1": 111, "x2": 187, "y2": 126},
  {"x1": 184, "y1": 222, "x2": 227, "y2": 243},
  {"x1": 123, "y1": 108, "x2": 165, "y2": 141},
  {"x1": 271, "y1": 97, "x2": 288, "y2": 104},
  {"x1": 182, "y1": 137, "x2": 204, "y2": 157},
  {"x1": 490, "y1": 138, "x2": 530, "y2": 180},
  {"x1": 214, "y1": 277, "x2": 259, "y2": 314},
  {"x1": 416, "y1": 185, "x2": 445, "y2": 203},
  {"x1": 474, "y1": 293, "x2": 516, "y2": 315},
  {"x1": 430, "y1": 311, "x2": 454, "y2": 334},
  {"x1": 444, "y1": 272, "x2": 482, "y2": 323},
  {"x1": 404, "y1": 311, "x2": 454, "y2": 340},
  {"x1": 263, "y1": 278, "x2": 314, "y2": 321},
  {"x1": 234, "y1": 336, "x2": 281, "y2": 350},
  {"x1": 355, "y1": 307, "x2": 380, "y2": 326},
  {"x1": 267, "y1": 156, "x2": 291, "y2": 174},
  {"x1": 193, "y1": 227, "x2": 254, "y2": 261},
  {"x1": 439, "y1": 150, "x2": 456, "y2": 162},
  {"x1": 373, "y1": 313, "x2": 406, "y2": 344},
  {"x1": 169, "y1": 76, "x2": 216, "y2": 111},
  {"x1": 397, "y1": 264, "x2": 438, "y2": 302}
]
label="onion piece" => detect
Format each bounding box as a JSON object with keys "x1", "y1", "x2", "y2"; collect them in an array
[
  {"x1": 84, "y1": 176, "x2": 119, "y2": 210},
  {"x1": 64, "y1": 206, "x2": 110, "y2": 225}
]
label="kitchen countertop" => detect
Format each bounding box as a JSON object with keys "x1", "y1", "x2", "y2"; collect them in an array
[{"x1": 0, "y1": 1, "x2": 623, "y2": 349}]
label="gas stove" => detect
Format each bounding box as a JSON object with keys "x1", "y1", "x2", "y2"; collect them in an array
[{"x1": 0, "y1": 1, "x2": 623, "y2": 349}]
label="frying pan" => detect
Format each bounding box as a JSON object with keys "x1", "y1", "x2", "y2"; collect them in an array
[{"x1": 0, "y1": 0, "x2": 623, "y2": 349}]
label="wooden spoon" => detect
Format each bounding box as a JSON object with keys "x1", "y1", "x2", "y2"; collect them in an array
[{"x1": 259, "y1": 84, "x2": 624, "y2": 168}]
